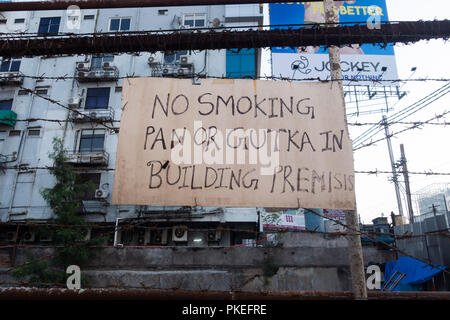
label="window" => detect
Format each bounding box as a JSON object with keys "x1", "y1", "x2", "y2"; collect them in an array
[
  {"x1": 38, "y1": 17, "x2": 61, "y2": 35},
  {"x1": 14, "y1": 18, "x2": 25, "y2": 24},
  {"x1": 158, "y1": 10, "x2": 168, "y2": 15},
  {"x1": 79, "y1": 129, "x2": 105, "y2": 152},
  {"x1": 183, "y1": 14, "x2": 206, "y2": 27},
  {"x1": 18, "y1": 90, "x2": 29, "y2": 96},
  {"x1": 28, "y1": 129, "x2": 41, "y2": 137},
  {"x1": 0, "y1": 19, "x2": 6, "y2": 24},
  {"x1": 0, "y1": 58, "x2": 21, "y2": 72},
  {"x1": 90, "y1": 54, "x2": 114, "y2": 70},
  {"x1": 85, "y1": 88, "x2": 110, "y2": 110},
  {"x1": 115, "y1": 86, "x2": 122, "y2": 93},
  {"x1": 75, "y1": 173, "x2": 101, "y2": 200},
  {"x1": 9, "y1": 130, "x2": 21, "y2": 136},
  {"x1": 109, "y1": 17, "x2": 131, "y2": 31},
  {"x1": 83, "y1": 15, "x2": 95, "y2": 20},
  {"x1": 226, "y1": 48, "x2": 256, "y2": 79},
  {"x1": 164, "y1": 50, "x2": 188, "y2": 64},
  {"x1": 0, "y1": 100, "x2": 13, "y2": 111},
  {"x1": 35, "y1": 87, "x2": 48, "y2": 95}
]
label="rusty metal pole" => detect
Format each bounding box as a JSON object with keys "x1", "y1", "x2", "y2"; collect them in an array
[{"x1": 323, "y1": 0, "x2": 367, "y2": 299}]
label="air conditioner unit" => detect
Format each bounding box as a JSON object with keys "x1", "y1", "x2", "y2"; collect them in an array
[
  {"x1": 177, "y1": 67, "x2": 191, "y2": 76},
  {"x1": 23, "y1": 231, "x2": 36, "y2": 242},
  {"x1": 68, "y1": 96, "x2": 81, "y2": 108},
  {"x1": 104, "y1": 70, "x2": 117, "y2": 78},
  {"x1": 77, "y1": 71, "x2": 89, "y2": 79},
  {"x1": 151, "y1": 229, "x2": 168, "y2": 245},
  {"x1": 102, "y1": 61, "x2": 115, "y2": 70},
  {"x1": 148, "y1": 56, "x2": 162, "y2": 65},
  {"x1": 87, "y1": 71, "x2": 98, "y2": 78},
  {"x1": 162, "y1": 67, "x2": 174, "y2": 75},
  {"x1": 136, "y1": 228, "x2": 150, "y2": 245},
  {"x1": 95, "y1": 188, "x2": 109, "y2": 199},
  {"x1": 6, "y1": 231, "x2": 17, "y2": 242},
  {"x1": 180, "y1": 25, "x2": 191, "y2": 30},
  {"x1": 71, "y1": 112, "x2": 85, "y2": 120},
  {"x1": 207, "y1": 230, "x2": 221, "y2": 242},
  {"x1": 76, "y1": 62, "x2": 90, "y2": 71},
  {"x1": 179, "y1": 55, "x2": 192, "y2": 65},
  {"x1": 172, "y1": 225, "x2": 188, "y2": 242}
]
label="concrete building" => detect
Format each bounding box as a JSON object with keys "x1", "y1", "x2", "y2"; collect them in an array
[{"x1": 0, "y1": 5, "x2": 264, "y2": 247}]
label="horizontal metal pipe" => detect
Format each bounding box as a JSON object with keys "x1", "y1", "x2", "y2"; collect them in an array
[
  {"x1": 1, "y1": 287, "x2": 450, "y2": 300},
  {"x1": 0, "y1": 20, "x2": 448, "y2": 58}
]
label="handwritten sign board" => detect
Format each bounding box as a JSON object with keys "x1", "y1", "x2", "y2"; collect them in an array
[{"x1": 112, "y1": 78, "x2": 356, "y2": 209}]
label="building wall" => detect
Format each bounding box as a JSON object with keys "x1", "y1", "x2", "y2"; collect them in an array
[{"x1": 0, "y1": 6, "x2": 263, "y2": 234}]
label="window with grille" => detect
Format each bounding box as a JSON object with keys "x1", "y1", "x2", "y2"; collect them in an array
[
  {"x1": 183, "y1": 14, "x2": 206, "y2": 27},
  {"x1": 79, "y1": 129, "x2": 105, "y2": 152},
  {"x1": 85, "y1": 88, "x2": 110, "y2": 110},
  {"x1": 38, "y1": 17, "x2": 61, "y2": 35},
  {"x1": 109, "y1": 17, "x2": 131, "y2": 31},
  {"x1": 0, "y1": 100, "x2": 13, "y2": 111},
  {"x1": 0, "y1": 58, "x2": 21, "y2": 72},
  {"x1": 90, "y1": 54, "x2": 114, "y2": 70}
]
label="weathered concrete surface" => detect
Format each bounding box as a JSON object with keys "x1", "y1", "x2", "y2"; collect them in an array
[{"x1": 0, "y1": 233, "x2": 396, "y2": 291}]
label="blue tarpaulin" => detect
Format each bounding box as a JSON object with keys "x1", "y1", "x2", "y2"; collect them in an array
[{"x1": 383, "y1": 256, "x2": 446, "y2": 291}]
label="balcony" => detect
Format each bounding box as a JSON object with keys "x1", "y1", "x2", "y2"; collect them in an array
[
  {"x1": 0, "y1": 72, "x2": 24, "y2": 86},
  {"x1": 65, "y1": 150, "x2": 109, "y2": 166},
  {"x1": 69, "y1": 108, "x2": 115, "y2": 123},
  {"x1": 0, "y1": 110, "x2": 17, "y2": 126},
  {"x1": 76, "y1": 62, "x2": 119, "y2": 82}
]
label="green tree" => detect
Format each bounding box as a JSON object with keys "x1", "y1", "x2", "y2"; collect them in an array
[{"x1": 12, "y1": 137, "x2": 100, "y2": 286}]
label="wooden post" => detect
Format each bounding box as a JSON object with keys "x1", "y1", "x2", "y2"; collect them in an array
[{"x1": 324, "y1": 0, "x2": 368, "y2": 299}]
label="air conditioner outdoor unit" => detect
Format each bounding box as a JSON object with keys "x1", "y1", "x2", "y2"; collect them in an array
[
  {"x1": 152, "y1": 229, "x2": 168, "y2": 245},
  {"x1": 23, "y1": 231, "x2": 36, "y2": 242},
  {"x1": 104, "y1": 70, "x2": 117, "y2": 78},
  {"x1": 180, "y1": 25, "x2": 191, "y2": 30},
  {"x1": 95, "y1": 188, "x2": 109, "y2": 199},
  {"x1": 72, "y1": 112, "x2": 85, "y2": 120},
  {"x1": 177, "y1": 67, "x2": 191, "y2": 76},
  {"x1": 76, "y1": 62, "x2": 90, "y2": 71},
  {"x1": 87, "y1": 71, "x2": 98, "y2": 78},
  {"x1": 68, "y1": 96, "x2": 81, "y2": 108},
  {"x1": 148, "y1": 56, "x2": 162, "y2": 65},
  {"x1": 77, "y1": 71, "x2": 89, "y2": 79},
  {"x1": 179, "y1": 55, "x2": 192, "y2": 65},
  {"x1": 162, "y1": 67, "x2": 174, "y2": 75},
  {"x1": 172, "y1": 226, "x2": 188, "y2": 242},
  {"x1": 6, "y1": 231, "x2": 17, "y2": 242},
  {"x1": 102, "y1": 61, "x2": 115, "y2": 70},
  {"x1": 207, "y1": 230, "x2": 221, "y2": 242}
]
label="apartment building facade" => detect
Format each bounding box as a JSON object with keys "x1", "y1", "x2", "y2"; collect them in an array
[{"x1": 0, "y1": 4, "x2": 264, "y2": 247}]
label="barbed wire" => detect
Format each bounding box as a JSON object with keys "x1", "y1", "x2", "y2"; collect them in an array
[
  {"x1": 17, "y1": 86, "x2": 118, "y2": 132},
  {"x1": 353, "y1": 110, "x2": 450, "y2": 151},
  {"x1": 3, "y1": 164, "x2": 450, "y2": 176},
  {"x1": 302, "y1": 208, "x2": 449, "y2": 274},
  {"x1": 9, "y1": 72, "x2": 450, "y2": 83}
]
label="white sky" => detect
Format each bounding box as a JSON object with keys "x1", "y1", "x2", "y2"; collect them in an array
[
  {"x1": 351, "y1": 0, "x2": 450, "y2": 223},
  {"x1": 262, "y1": 0, "x2": 450, "y2": 223}
]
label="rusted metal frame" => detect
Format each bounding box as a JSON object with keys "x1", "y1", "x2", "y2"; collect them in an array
[
  {"x1": 1, "y1": 20, "x2": 449, "y2": 58},
  {"x1": 1, "y1": 287, "x2": 450, "y2": 299}
]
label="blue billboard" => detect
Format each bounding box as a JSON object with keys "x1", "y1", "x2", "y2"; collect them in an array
[{"x1": 270, "y1": 1, "x2": 398, "y2": 83}]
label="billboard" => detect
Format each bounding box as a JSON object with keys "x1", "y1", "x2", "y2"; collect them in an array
[
  {"x1": 270, "y1": 1, "x2": 398, "y2": 84},
  {"x1": 112, "y1": 77, "x2": 356, "y2": 209}
]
